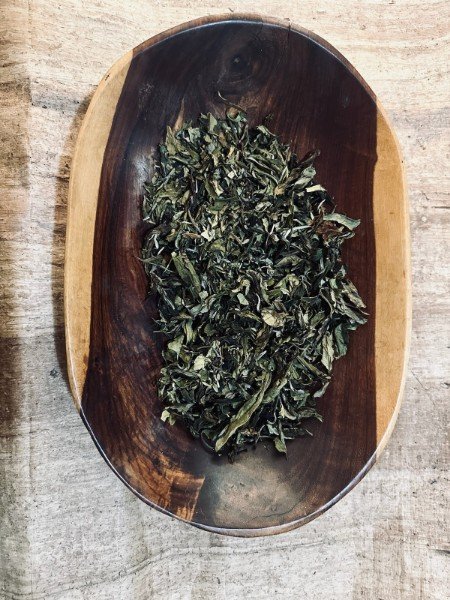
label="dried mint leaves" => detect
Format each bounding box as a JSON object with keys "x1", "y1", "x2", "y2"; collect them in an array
[{"x1": 142, "y1": 109, "x2": 367, "y2": 458}]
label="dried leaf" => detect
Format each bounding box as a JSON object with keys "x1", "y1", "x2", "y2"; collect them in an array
[{"x1": 322, "y1": 213, "x2": 361, "y2": 230}]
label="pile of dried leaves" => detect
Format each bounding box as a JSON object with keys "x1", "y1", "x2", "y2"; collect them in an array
[{"x1": 142, "y1": 110, "x2": 367, "y2": 458}]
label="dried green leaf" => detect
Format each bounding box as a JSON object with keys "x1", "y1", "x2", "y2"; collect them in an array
[
  {"x1": 193, "y1": 355, "x2": 206, "y2": 371},
  {"x1": 161, "y1": 409, "x2": 176, "y2": 425},
  {"x1": 167, "y1": 335, "x2": 183, "y2": 356},
  {"x1": 237, "y1": 293, "x2": 249, "y2": 306},
  {"x1": 322, "y1": 213, "x2": 361, "y2": 230},
  {"x1": 274, "y1": 436, "x2": 287, "y2": 454},
  {"x1": 261, "y1": 308, "x2": 285, "y2": 327}
]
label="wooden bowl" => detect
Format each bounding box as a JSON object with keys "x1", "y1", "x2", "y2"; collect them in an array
[{"x1": 65, "y1": 14, "x2": 410, "y2": 536}]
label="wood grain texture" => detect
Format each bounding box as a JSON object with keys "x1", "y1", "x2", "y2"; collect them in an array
[
  {"x1": 0, "y1": 0, "x2": 448, "y2": 597},
  {"x1": 65, "y1": 51, "x2": 132, "y2": 409},
  {"x1": 373, "y1": 110, "x2": 410, "y2": 449},
  {"x1": 65, "y1": 15, "x2": 408, "y2": 535}
]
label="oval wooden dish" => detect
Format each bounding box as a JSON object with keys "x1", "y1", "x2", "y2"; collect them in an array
[{"x1": 65, "y1": 14, "x2": 410, "y2": 536}]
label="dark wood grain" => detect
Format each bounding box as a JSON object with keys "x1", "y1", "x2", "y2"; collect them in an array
[{"x1": 81, "y1": 16, "x2": 379, "y2": 535}]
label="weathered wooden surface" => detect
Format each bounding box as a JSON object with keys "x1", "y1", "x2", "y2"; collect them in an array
[{"x1": 0, "y1": 0, "x2": 448, "y2": 598}]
